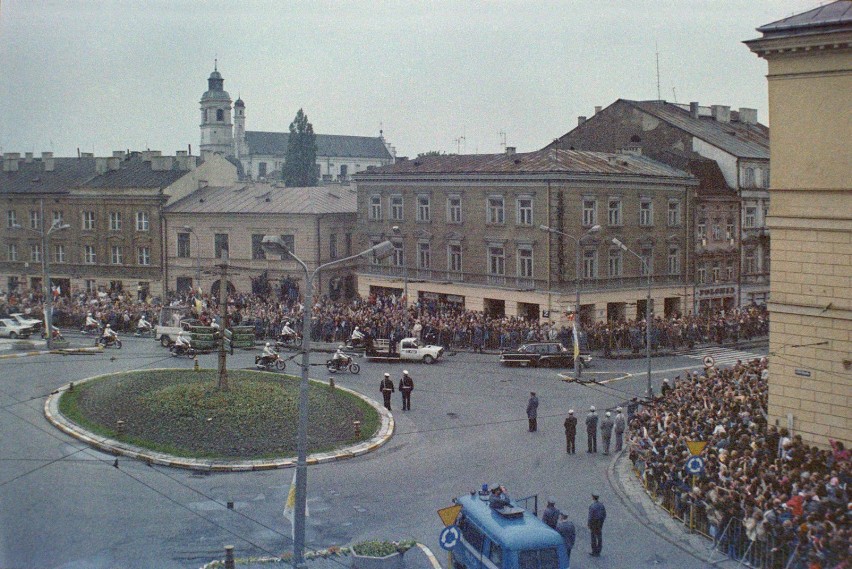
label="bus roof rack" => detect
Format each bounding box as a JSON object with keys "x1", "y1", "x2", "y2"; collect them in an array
[{"x1": 495, "y1": 506, "x2": 525, "y2": 519}]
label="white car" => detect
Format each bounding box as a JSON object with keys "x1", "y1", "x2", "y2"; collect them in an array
[
  {"x1": 10, "y1": 313, "x2": 43, "y2": 331},
  {"x1": 365, "y1": 337, "x2": 445, "y2": 364},
  {"x1": 0, "y1": 318, "x2": 34, "y2": 339}
]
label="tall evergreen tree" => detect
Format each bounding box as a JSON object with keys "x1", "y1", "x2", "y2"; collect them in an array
[{"x1": 283, "y1": 108, "x2": 318, "y2": 187}]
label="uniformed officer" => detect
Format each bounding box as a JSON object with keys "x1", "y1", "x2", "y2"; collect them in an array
[
  {"x1": 600, "y1": 411, "x2": 614, "y2": 455},
  {"x1": 380, "y1": 373, "x2": 395, "y2": 411},
  {"x1": 399, "y1": 370, "x2": 414, "y2": 411},
  {"x1": 585, "y1": 406, "x2": 598, "y2": 453},
  {"x1": 614, "y1": 407, "x2": 626, "y2": 452},
  {"x1": 588, "y1": 493, "x2": 607, "y2": 556},
  {"x1": 564, "y1": 410, "x2": 577, "y2": 454},
  {"x1": 527, "y1": 392, "x2": 539, "y2": 432}
]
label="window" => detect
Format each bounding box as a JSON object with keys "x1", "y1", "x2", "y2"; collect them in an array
[
  {"x1": 258, "y1": 162, "x2": 267, "y2": 178},
  {"x1": 762, "y1": 168, "x2": 770, "y2": 188},
  {"x1": 697, "y1": 262, "x2": 706, "y2": 284},
  {"x1": 84, "y1": 245, "x2": 96, "y2": 264},
  {"x1": 448, "y1": 243, "x2": 462, "y2": 273},
  {"x1": 82, "y1": 211, "x2": 95, "y2": 230},
  {"x1": 111, "y1": 246, "x2": 123, "y2": 265},
  {"x1": 369, "y1": 239, "x2": 381, "y2": 265},
  {"x1": 329, "y1": 234, "x2": 338, "y2": 259},
  {"x1": 345, "y1": 233, "x2": 352, "y2": 256},
  {"x1": 30, "y1": 210, "x2": 41, "y2": 230},
  {"x1": 392, "y1": 241, "x2": 404, "y2": 267},
  {"x1": 177, "y1": 233, "x2": 191, "y2": 258},
  {"x1": 418, "y1": 242, "x2": 431, "y2": 269},
  {"x1": 447, "y1": 196, "x2": 462, "y2": 223},
  {"x1": 607, "y1": 198, "x2": 622, "y2": 226},
  {"x1": 763, "y1": 204, "x2": 769, "y2": 227},
  {"x1": 583, "y1": 249, "x2": 597, "y2": 279},
  {"x1": 639, "y1": 200, "x2": 653, "y2": 226},
  {"x1": 7, "y1": 210, "x2": 17, "y2": 229},
  {"x1": 7, "y1": 243, "x2": 17, "y2": 261},
  {"x1": 214, "y1": 233, "x2": 229, "y2": 259},
  {"x1": 459, "y1": 518, "x2": 485, "y2": 552},
  {"x1": 251, "y1": 234, "x2": 266, "y2": 260},
  {"x1": 744, "y1": 167, "x2": 755, "y2": 187},
  {"x1": 517, "y1": 246, "x2": 533, "y2": 278},
  {"x1": 487, "y1": 542, "x2": 503, "y2": 567},
  {"x1": 712, "y1": 261, "x2": 721, "y2": 283},
  {"x1": 369, "y1": 195, "x2": 382, "y2": 220},
  {"x1": 85, "y1": 279, "x2": 96, "y2": 293},
  {"x1": 745, "y1": 206, "x2": 757, "y2": 228},
  {"x1": 390, "y1": 195, "x2": 403, "y2": 221},
  {"x1": 519, "y1": 548, "x2": 560, "y2": 569},
  {"x1": 745, "y1": 250, "x2": 756, "y2": 273},
  {"x1": 417, "y1": 195, "x2": 431, "y2": 222},
  {"x1": 667, "y1": 200, "x2": 681, "y2": 226},
  {"x1": 583, "y1": 199, "x2": 597, "y2": 226},
  {"x1": 109, "y1": 212, "x2": 122, "y2": 231},
  {"x1": 30, "y1": 243, "x2": 42, "y2": 262},
  {"x1": 726, "y1": 219, "x2": 735, "y2": 241},
  {"x1": 53, "y1": 244, "x2": 65, "y2": 263},
  {"x1": 52, "y1": 211, "x2": 63, "y2": 226},
  {"x1": 487, "y1": 196, "x2": 505, "y2": 224},
  {"x1": 697, "y1": 221, "x2": 707, "y2": 243},
  {"x1": 136, "y1": 211, "x2": 149, "y2": 231},
  {"x1": 640, "y1": 248, "x2": 653, "y2": 276},
  {"x1": 137, "y1": 247, "x2": 151, "y2": 265},
  {"x1": 517, "y1": 197, "x2": 533, "y2": 225},
  {"x1": 216, "y1": 109, "x2": 224, "y2": 121},
  {"x1": 608, "y1": 248, "x2": 622, "y2": 277},
  {"x1": 712, "y1": 223, "x2": 722, "y2": 241},
  {"x1": 488, "y1": 246, "x2": 505, "y2": 276},
  {"x1": 280, "y1": 234, "x2": 295, "y2": 258},
  {"x1": 726, "y1": 260, "x2": 735, "y2": 280},
  {"x1": 667, "y1": 246, "x2": 680, "y2": 274}
]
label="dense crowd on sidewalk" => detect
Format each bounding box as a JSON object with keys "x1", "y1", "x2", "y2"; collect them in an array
[
  {"x1": 628, "y1": 361, "x2": 850, "y2": 568},
  {"x1": 0, "y1": 288, "x2": 766, "y2": 354}
]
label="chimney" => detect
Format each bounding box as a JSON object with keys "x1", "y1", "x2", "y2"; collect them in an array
[
  {"x1": 25, "y1": 152, "x2": 33, "y2": 163},
  {"x1": 505, "y1": 146, "x2": 516, "y2": 156},
  {"x1": 738, "y1": 108, "x2": 758, "y2": 125},
  {"x1": 95, "y1": 157, "x2": 108, "y2": 174},
  {"x1": 80, "y1": 152, "x2": 94, "y2": 158},
  {"x1": 150, "y1": 156, "x2": 173, "y2": 171},
  {"x1": 594, "y1": 106, "x2": 602, "y2": 115},
  {"x1": 112, "y1": 150, "x2": 125, "y2": 159},
  {"x1": 578, "y1": 116, "x2": 587, "y2": 126},
  {"x1": 3, "y1": 152, "x2": 20, "y2": 172},
  {"x1": 619, "y1": 144, "x2": 642, "y2": 156},
  {"x1": 689, "y1": 102, "x2": 700, "y2": 119},
  {"x1": 176, "y1": 150, "x2": 188, "y2": 157},
  {"x1": 711, "y1": 105, "x2": 731, "y2": 123},
  {"x1": 42, "y1": 152, "x2": 54, "y2": 172},
  {"x1": 141, "y1": 150, "x2": 162, "y2": 161},
  {"x1": 107, "y1": 157, "x2": 121, "y2": 171}
]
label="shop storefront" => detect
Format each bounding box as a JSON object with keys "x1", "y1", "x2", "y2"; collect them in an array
[{"x1": 696, "y1": 285, "x2": 737, "y2": 315}]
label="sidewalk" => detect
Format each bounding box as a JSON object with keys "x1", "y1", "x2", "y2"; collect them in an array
[{"x1": 200, "y1": 542, "x2": 443, "y2": 569}]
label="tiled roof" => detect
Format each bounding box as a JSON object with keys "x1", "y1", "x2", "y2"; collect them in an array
[
  {"x1": 757, "y1": 0, "x2": 852, "y2": 36},
  {"x1": 0, "y1": 158, "x2": 94, "y2": 195},
  {"x1": 165, "y1": 182, "x2": 357, "y2": 215},
  {"x1": 355, "y1": 148, "x2": 692, "y2": 179},
  {"x1": 625, "y1": 100, "x2": 769, "y2": 160},
  {"x1": 80, "y1": 160, "x2": 188, "y2": 189},
  {"x1": 245, "y1": 131, "x2": 393, "y2": 160}
]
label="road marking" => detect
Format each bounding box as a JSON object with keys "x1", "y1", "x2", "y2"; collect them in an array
[{"x1": 685, "y1": 347, "x2": 764, "y2": 367}]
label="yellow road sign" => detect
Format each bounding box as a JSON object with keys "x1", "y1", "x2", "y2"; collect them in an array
[
  {"x1": 438, "y1": 504, "x2": 462, "y2": 527},
  {"x1": 686, "y1": 441, "x2": 708, "y2": 456}
]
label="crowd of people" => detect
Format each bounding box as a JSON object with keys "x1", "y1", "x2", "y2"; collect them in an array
[
  {"x1": 0, "y1": 288, "x2": 768, "y2": 355},
  {"x1": 628, "y1": 361, "x2": 850, "y2": 568}
]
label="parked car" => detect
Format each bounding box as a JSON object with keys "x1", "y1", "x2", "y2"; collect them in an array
[
  {"x1": 9, "y1": 313, "x2": 42, "y2": 332},
  {"x1": 0, "y1": 319, "x2": 34, "y2": 339},
  {"x1": 499, "y1": 342, "x2": 590, "y2": 368}
]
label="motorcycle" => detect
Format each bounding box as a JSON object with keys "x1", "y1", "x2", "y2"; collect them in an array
[
  {"x1": 169, "y1": 342, "x2": 198, "y2": 358},
  {"x1": 134, "y1": 323, "x2": 154, "y2": 337},
  {"x1": 80, "y1": 324, "x2": 102, "y2": 336},
  {"x1": 255, "y1": 353, "x2": 287, "y2": 371},
  {"x1": 96, "y1": 335, "x2": 122, "y2": 349},
  {"x1": 326, "y1": 355, "x2": 360, "y2": 374},
  {"x1": 275, "y1": 333, "x2": 302, "y2": 350},
  {"x1": 42, "y1": 328, "x2": 65, "y2": 341}
]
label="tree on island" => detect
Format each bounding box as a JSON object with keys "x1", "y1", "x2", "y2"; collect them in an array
[{"x1": 283, "y1": 108, "x2": 318, "y2": 187}]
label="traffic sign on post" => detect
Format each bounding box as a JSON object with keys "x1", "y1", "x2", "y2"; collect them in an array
[
  {"x1": 703, "y1": 355, "x2": 715, "y2": 368},
  {"x1": 437, "y1": 504, "x2": 462, "y2": 527},
  {"x1": 439, "y1": 525, "x2": 460, "y2": 551},
  {"x1": 686, "y1": 441, "x2": 708, "y2": 456},
  {"x1": 685, "y1": 456, "x2": 705, "y2": 476}
]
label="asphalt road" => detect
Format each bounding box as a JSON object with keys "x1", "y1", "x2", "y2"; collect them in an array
[{"x1": 0, "y1": 335, "x2": 767, "y2": 569}]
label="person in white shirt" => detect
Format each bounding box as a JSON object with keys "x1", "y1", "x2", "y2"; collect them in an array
[
  {"x1": 350, "y1": 326, "x2": 365, "y2": 347},
  {"x1": 136, "y1": 315, "x2": 151, "y2": 333},
  {"x1": 85, "y1": 313, "x2": 99, "y2": 331},
  {"x1": 280, "y1": 322, "x2": 297, "y2": 341},
  {"x1": 257, "y1": 342, "x2": 278, "y2": 368}
]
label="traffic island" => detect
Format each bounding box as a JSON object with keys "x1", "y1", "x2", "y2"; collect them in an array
[{"x1": 45, "y1": 369, "x2": 393, "y2": 471}]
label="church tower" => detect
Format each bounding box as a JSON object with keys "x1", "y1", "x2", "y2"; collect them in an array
[
  {"x1": 233, "y1": 96, "x2": 247, "y2": 159},
  {"x1": 199, "y1": 62, "x2": 234, "y2": 157}
]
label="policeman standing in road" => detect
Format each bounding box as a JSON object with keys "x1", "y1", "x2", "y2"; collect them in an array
[
  {"x1": 399, "y1": 370, "x2": 414, "y2": 411},
  {"x1": 614, "y1": 407, "x2": 626, "y2": 452},
  {"x1": 600, "y1": 411, "x2": 614, "y2": 455},
  {"x1": 586, "y1": 406, "x2": 598, "y2": 453},
  {"x1": 564, "y1": 410, "x2": 577, "y2": 454},
  {"x1": 380, "y1": 373, "x2": 395, "y2": 411},
  {"x1": 556, "y1": 513, "x2": 576, "y2": 567},
  {"x1": 588, "y1": 493, "x2": 607, "y2": 557},
  {"x1": 527, "y1": 392, "x2": 539, "y2": 432},
  {"x1": 542, "y1": 498, "x2": 560, "y2": 529}
]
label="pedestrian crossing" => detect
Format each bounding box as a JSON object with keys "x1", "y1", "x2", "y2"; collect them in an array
[{"x1": 685, "y1": 346, "x2": 766, "y2": 368}]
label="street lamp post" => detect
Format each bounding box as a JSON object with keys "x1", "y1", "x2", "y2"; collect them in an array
[
  {"x1": 391, "y1": 226, "x2": 409, "y2": 320},
  {"x1": 12, "y1": 204, "x2": 70, "y2": 349},
  {"x1": 539, "y1": 224, "x2": 601, "y2": 379},
  {"x1": 612, "y1": 237, "x2": 653, "y2": 400},
  {"x1": 261, "y1": 235, "x2": 394, "y2": 567}
]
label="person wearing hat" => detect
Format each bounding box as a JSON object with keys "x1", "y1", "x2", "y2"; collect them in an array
[
  {"x1": 661, "y1": 377, "x2": 672, "y2": 398},
  {"x1": 564, "y1": 410, "x2": 578, "y2": 454},
  {"x1": 600, "y1": 411, "x2": 614, "y2": 455},
  {"x1": 585, "y1": 406, "x2": 598, "y2": 453},
  {"x1": 526, "y1": 392, "x2": 539, "y2": 432},
  {"x1": 379, "y1": 373, "x2": 395, "y2": 411},
  {"x1": 541, "y1": 498, "x2": 560, "y2": 529},
  {"x1": 613, "y1": 407, "x2": 626, "y2": 452},
  {"x1": 399, "y1": 370, "x2": 414, "y2": 411},
  {"x1": 556, "y1": 513, "x2": 576, "y2": 566},
  {"x1": 587, "y1": 493, "x2": 607, "y2": 556}
]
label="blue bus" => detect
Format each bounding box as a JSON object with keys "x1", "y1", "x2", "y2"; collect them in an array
[{"x1": 451, "y1": 492, "x2": 570, "y2": 569}]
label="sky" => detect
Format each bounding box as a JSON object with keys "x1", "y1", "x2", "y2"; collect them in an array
[{"x1": 0, "y1": 0, "x2": 818, "y2": 159}]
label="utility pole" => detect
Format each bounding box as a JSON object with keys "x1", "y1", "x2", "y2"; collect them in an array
[{"x1": 217, "y1": 251, "x2": 229, "y2": 391}]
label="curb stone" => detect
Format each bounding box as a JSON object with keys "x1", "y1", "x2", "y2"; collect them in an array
[{"x1": 44, "y1": 368, "x2": 394, "y2": 472}]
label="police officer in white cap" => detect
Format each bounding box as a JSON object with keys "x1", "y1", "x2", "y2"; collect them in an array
[
  {"x1": 614, "y1": 407, "x2": 627, "y2": 452},
  {"x1": 379, "y1": 373, "x2": 395, "y2": 410},
  {"x1": 564, "y1": 409, "x2": 578, "y2": 454},
  {"x1": 600, "y1": 411, "x2": 614, "y2": 455},
  {"x1": 585, "y1": 405, "x2": 598, "y2": 453},
  {"x1": 399, "y1": 370, "x2": 414, "y2": 411}
]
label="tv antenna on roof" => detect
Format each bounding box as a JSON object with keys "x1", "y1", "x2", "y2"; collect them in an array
[
  {"x1": 655, "y1": 42, "x2": 662, "y2": 101},
  {"x1": 498, "y1": 131, "x2": 507, "y2": 151}
]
